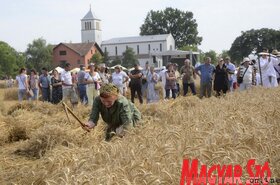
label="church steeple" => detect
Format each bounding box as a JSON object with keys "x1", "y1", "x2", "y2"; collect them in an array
[{"x1": 81, "y1": 7, "x2": 102, "y2": 45}]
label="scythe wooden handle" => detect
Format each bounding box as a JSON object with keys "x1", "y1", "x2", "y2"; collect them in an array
[{"x1": 62, "y1": 102, "x2": 89, "y2": 132}]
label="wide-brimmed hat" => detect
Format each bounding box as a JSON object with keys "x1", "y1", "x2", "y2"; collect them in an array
[
  {"x1": 272, "y1": 49, "x2": 278, "y2": 56},
  {"x1": 114, "y1": 65, "x2": 121, "y2": 69},
  {"x1": 258, "y1": 52, "x2": 270, "y2": 56},
  {"x1": 89, "y1": 63, "x2": 95, "y2": 66},
  {"x1": 241, "y1": 57, "x2": 250, "y2": 64}
]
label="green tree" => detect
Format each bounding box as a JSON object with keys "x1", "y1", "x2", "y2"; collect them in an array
[
  {"x1": 102, "y1": 51, "x2": 110, "y2": 66},
  {"x1": 0, "y1": 41, "x2": 24, "y2": 77},
  {"x1": 229, "y1": 28, "x2": 280, "y2": 63},
  {"x1": 204, "y1": 50, "x2": 218, "y2": 65},
  {"x1": 179, "y1": 45, "x2": 198, "y2": 51},
  {"x1": 110, "y1": 57, "x2": 121, "y2": 67},
  {"x1": 140, "y1": 7, "x2": 202, "y2": 48},
  {"x1": 90, "y1": 52, "x2": 103, "y2": 65},
  {"x1": 219, "y1": 50, "x2": 229, "y2": 59},
  {"x1": 122, "y1": 48, "x2": 138, "y2": 68},
  {"x1": 25, "y1": 38, "x2": 53, "y2": 72}
]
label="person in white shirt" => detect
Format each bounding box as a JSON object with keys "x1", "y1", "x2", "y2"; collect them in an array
[
  {"x1": 85, "y1": 63, "x2": 102, "y2": 106},
  {"x1": 258, "y1": 49, "x2": 279, "y2": 88},
  {"x1": 141, "y1": 62, "x2": 150, "y2": 100},
  {"x1": 237, "y1": 58, "x2": 255, "y2": 91},
  {"x1": 159, "y1": 66, "x2": 167, "y2": 99},
  {"x1": 61, "y1": 63, "x2": 78, "y2": 107},
  {"x1": 15, "y1": 68, "x2": 29, "y2": 102},
  {"x1": 99, "y1": 63, "x2": 110, "y2": 85},
  {"x1": 111, "y1": 66, "x2": 129, "y2": 96},
  {"x1": 272, "y1": 50, "x2": 280, "y2": 84}
]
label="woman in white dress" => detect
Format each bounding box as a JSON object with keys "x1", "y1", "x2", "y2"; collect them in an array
[{"x1": 147, "y1": 66, "x2": 160, "y2": 103}]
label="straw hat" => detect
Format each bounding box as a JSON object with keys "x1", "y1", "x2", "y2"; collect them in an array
[
  {"x1": 258, "y1": 52, "x2": 269, "y2": 56},
  {"x1": 272, "y1": 49, "x2": 278, "y2": 56}
]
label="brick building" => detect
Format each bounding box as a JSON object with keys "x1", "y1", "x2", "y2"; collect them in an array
[{"x1": 52, "y1": 42, "x2": 103, "y2": 69}]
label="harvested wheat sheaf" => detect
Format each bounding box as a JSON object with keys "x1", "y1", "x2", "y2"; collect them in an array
[{"x1": 0, "y1": 87, "x2": 279, "y2": 184}]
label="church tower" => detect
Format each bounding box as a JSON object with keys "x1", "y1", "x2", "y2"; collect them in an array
[{"x1": 81, "y1": 7, "x2": 102, "y2": 46}]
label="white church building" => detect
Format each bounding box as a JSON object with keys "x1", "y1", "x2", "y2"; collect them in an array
[
  {"x1": 101, "y1": 34, "x2": 175, "y2": 67},
  {"x1": 81, "y1": 8, "x2": 199, "y2": 67}
]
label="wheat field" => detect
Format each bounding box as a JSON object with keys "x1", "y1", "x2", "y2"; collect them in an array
[{"x1": 0, "y1": 82, "x2": 279, "y2": 184}]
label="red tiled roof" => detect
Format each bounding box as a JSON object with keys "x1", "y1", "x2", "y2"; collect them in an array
[{"x1": 53, "y1": 42, "x2": 103, "y2": 56}]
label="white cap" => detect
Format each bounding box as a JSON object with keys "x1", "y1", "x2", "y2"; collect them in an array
[{"x1": 241, "y1": 57, "x2": 250, "y2": 64}]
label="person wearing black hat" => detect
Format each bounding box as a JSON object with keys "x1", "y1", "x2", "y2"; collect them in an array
[{"x1": 129, "y1": 63, "x2": 143, "y2": 104}]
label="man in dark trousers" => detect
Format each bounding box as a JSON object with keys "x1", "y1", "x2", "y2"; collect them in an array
[
  {"x1": 129, "y1": 63, "x2": 143, "y2": 104},
  {"x1": 77, "y1": 65, "x2": 88, "y2": 105}
]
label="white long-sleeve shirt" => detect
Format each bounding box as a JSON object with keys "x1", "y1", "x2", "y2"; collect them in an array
[{"x1": 259, "y1": 56, "x2": 279, "y2": 78}]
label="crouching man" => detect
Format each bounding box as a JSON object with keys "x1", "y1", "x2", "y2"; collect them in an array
[{"x1": 83, "y1": 83, "x2": 141, "y2": 141}]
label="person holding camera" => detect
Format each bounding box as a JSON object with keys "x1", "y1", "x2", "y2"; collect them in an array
[{"x1": 236, "y1": 58, "x2": 255, "y2": 91}]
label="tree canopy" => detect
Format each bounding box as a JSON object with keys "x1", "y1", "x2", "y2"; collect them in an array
[
  {"x1": 110, "y1": 57, "x2": 121, "y2": 67},
  {"x1": 90, "y1": 52, "x2": 103, "y2": 65},
  {"x1": 122, "y1": 48, "x2": 138, "y2": 68},
  {"x1": 140, "y1": 7, "x2": 202, "y2": 48},
  {"x1": 25, "y1": 38, "x2": 53, "y2": 72},
  {"x1": 0, "y1": 41, "x2": 24, "y2": 77},
  {"x1": 204, "y1": 50, "x2": 218, "y2": 65},
  {"x1": 229, "y1": 28, "x2": 280, "y2": 63}
]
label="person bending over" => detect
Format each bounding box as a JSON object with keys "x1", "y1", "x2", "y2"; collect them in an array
[{"x1": 84, "y1": 83, "x2": 141, "y2": 141}]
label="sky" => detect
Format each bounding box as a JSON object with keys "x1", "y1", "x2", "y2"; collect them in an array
[{"x1": 1, "y1": 0, "x2": 279, "y2": 53}]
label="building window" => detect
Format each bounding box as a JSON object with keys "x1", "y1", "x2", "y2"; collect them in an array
[
  {"x1": 96, "y1": 22, "x2": 100, "y2": 30},
  {"x1": 126, "y1": 45, "x2": 128, "y2": 50},
  {"x1": 104, "y1": 47, "x2": 107, "y2": 53},
  {"x1": 137, "y1": 45, "x2": 139, "y2": 54},
  {"x1": 77, "y1": 60, "x2": 81, "y2": 64},
  {"x1": 60, "y1": 60, "x2": 67, "y2": 68},
  {"x1": 169, "y1": 45, "x2": 173, "y2": 50},
  {"x1": 115, "y1": 46, "x2": 118, "y2": 56},
  {"x1": 148, "y1": 44, "x2": 151, "y2": 52},
  {"x1": 91, "y1": 50, "x2": 93, "y2": 54},
  {"x1": 59, "y1": 51, "x2": 67, "y2": 55},
  {"x1": 160, "y1": 43, "x2": 162, "y2": 52},
  {"x1": 85, "y1": 22, "x2": 92, "y2": 30}
]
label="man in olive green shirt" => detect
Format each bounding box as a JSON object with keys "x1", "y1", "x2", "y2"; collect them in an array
[
  {"x1": 180, "y1": 59, "x2": 197, "y2": 96},
  {"x1": 84, "y1": 83, "x2": 141, "y2": 141}
]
